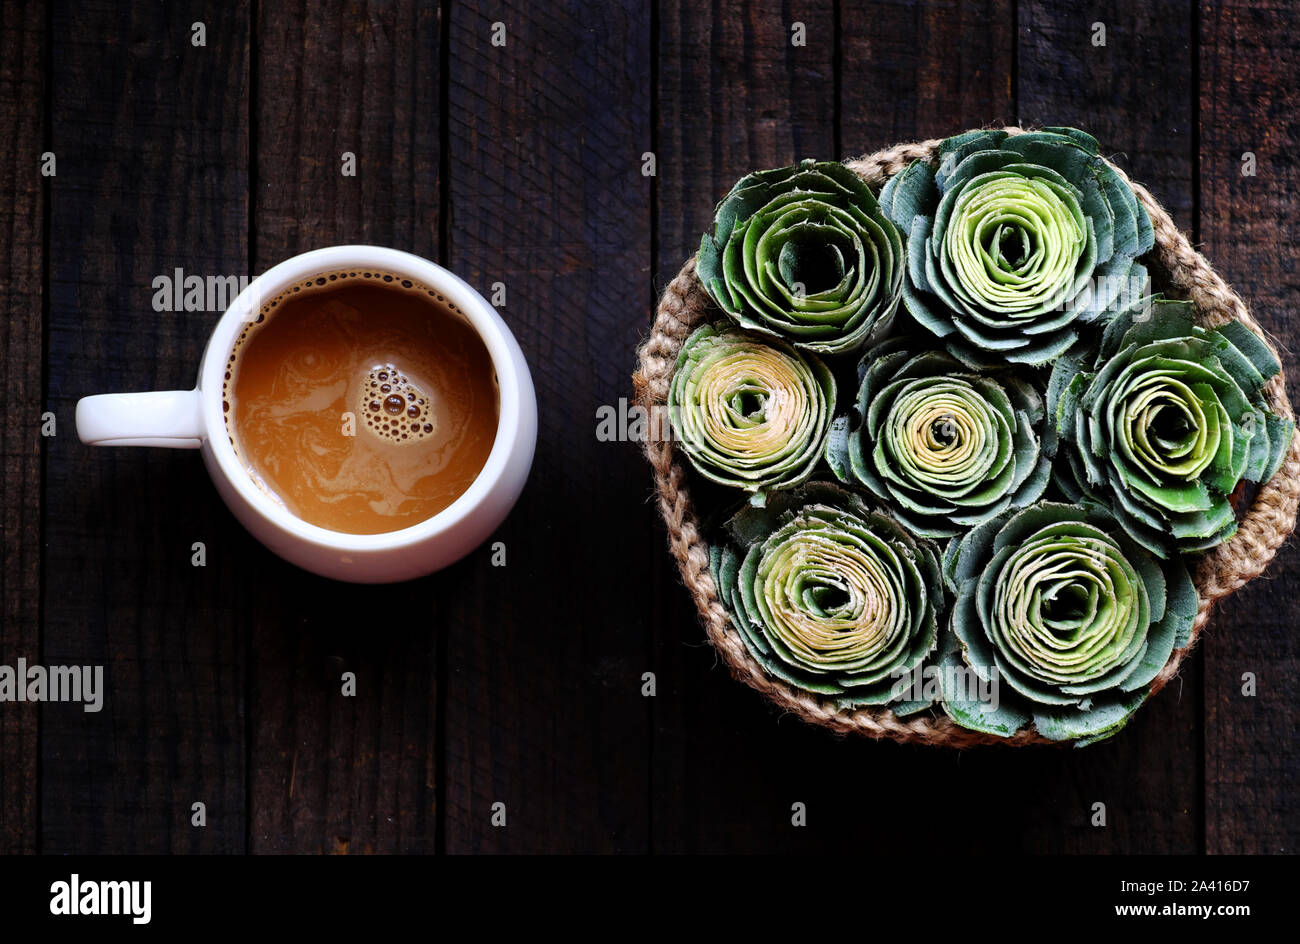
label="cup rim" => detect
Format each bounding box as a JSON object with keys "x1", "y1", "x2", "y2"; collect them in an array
[{"x1": 200, "y1": 245, "x2": 525, "y2": 552}]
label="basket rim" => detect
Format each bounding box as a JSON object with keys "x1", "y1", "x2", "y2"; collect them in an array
[{"x1": 633, "y1": 127, "x2": 1300, "y2": 747}]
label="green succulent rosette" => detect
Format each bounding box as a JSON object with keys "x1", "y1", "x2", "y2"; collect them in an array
[
  {"x1": 879, "y1": 127, "x2": 1154, "y2": 367},
  {"x1": 940, "y1": 502, "x2": 1198, "y2": 745},
  {"x1": 1048, "y1": 297, "x2": 1295, "y2": 556},
  {"x1": 668, "y1": 322, "x2": 836, "y2": 492},
  {"x1": 696, "y1": 159, "x2": 905, "y2": 356},
  {"x1": 710, "y1": 483, "x2": 943, "y2": 711},
  {"x1": 825, "y1": 338, "x2": 1052, "y2": 538}
]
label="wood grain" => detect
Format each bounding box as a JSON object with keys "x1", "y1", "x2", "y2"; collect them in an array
[
  {"x1": 1199, "y1": 0, "x2": 1300, "y2": 854},
  {"x1": 840, "y1": 0, "x2": 1015, "y2": 152},
  {"x1": 41, "y1": 0, "x2": 249, "y2": 852},
  {"x1": 0, "y1": 0, "x2": 1293, "y2": 855},
  {"x1": 1020, "y1": 0, "x2": 1195, "y2": 229},
  {"x1": 652, "y1": 0, "x2": 845, "y2": 853},
  {"x1": 998, "y1": 0, "x2": 1202, "y2": 854},
  {"x1": 248, "y1": 0, "x2": 442, "y2": 854},
  {"x1": 444, "y1": 0, "x2": 654, "y2": 852},
  {"x1": 0, "y1": 0, "x2": 44, "y2": 856}
]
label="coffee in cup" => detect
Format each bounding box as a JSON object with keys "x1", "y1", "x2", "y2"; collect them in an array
[
  {"x1": 223, "y1": 270, "x2": 499, "y2": 534},
  {"x1": 76, "y1": 246, "x2": 536, "y2": 583}
]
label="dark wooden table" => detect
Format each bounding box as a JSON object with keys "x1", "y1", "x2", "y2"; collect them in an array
[{"x1": 0, "y1": 0, "x2": 1295, "y2": 854}]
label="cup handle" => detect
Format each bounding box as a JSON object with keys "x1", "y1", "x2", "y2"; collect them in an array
[{"x1": 75, "y1": 389, "x2": 205, "y2": 448}]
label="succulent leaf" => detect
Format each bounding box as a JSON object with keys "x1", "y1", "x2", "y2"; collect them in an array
[
  {"x1": 882, "y1": 128, "x2": 1154, "y2": 367},
  {"x1": 697, "y1": 160, "x2": 905, "y2": 355},
  {"x1": 826, "y1": 339, "x2": 1051, "y2": 537},
  {"x1": 1049, "y1": 298, "x2": 1295, "y2": 556},
  {"x1": 711, "y1": 483, "x2": 943, "y2": 710},
  {"x1": 941, "y1": 501, "x2": 1197, "y2": 745},
  {"x1": 668, "y1": 322, "x2": 836, "y2": 493}
]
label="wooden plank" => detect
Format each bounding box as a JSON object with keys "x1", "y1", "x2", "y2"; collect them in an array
[
  {"x1": 655, "y1": 0, "x2": 836, "y2": 290},
  {"x1": 652, "y1": 0, "x2": 849, "y2": 853},
  {"x1": 840, "y1": 0, "x2": 1015, "y2": 152},
  {"x1": 1199, "y1": 0, "x2": 1300, "y2": 854},
  {"x1": 247, "y1": 0, "x2": 442, "y2": 854},
  {"x1": 444, "y1": 0, "x2": 653, "y2": 852},
  {"x1": 1009, "y1": 0, "x2": 1202, "y2": 854},
  {"x1": 0, "y1": 0, "x2": 44, "y2": 855},
  {"x1": 42, "y1": 0, "x2": 249, "y2": 852},
  {"x1": 1020, "y1": 1, "x2": 1195, "y2": 230}
]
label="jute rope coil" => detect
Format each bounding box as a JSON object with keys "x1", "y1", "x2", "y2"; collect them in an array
[{"x1": 633, "y1": 128, "x2": 1300, "y2": 747}]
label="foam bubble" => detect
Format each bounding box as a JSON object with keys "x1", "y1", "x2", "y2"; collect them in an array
[
  {"x1": 226, "y1": 269, "x2": 464, "y2": 459},
  {"x1": 360, "y1": 363, "x2": 435, "y2": 443}
]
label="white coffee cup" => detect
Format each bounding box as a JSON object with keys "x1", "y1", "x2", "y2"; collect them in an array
[{"x1": 75, "y1": 245, "x2": 537, "y2": 583}]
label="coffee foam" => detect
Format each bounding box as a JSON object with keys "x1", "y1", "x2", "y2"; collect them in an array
[
  {"x1": 361, "y1": 363, "x2": 436, "y2": 443},
  {"x1": 222, "y1": 268, "x2": 469, "y2": 457}
]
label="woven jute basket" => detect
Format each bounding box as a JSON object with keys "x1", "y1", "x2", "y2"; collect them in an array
[{"x1": 633, "y1": 128, "x2": 1300, "y2": 746}]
